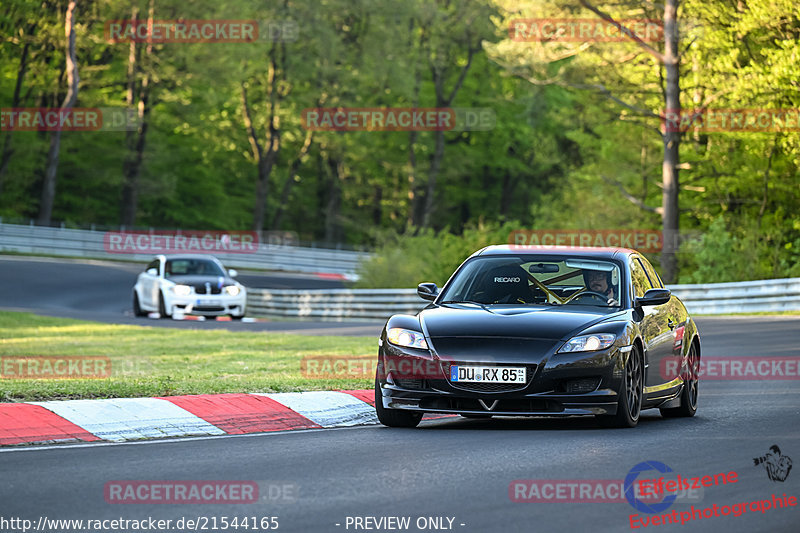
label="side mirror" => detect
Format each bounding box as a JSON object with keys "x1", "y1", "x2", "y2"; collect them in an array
[
  {"x1": 146, "y1": 268, "x2": 158, "y2": 276},
  {"x1": 417, "y1": 282, "x2": 438, "y2": 301},
  {"x1": 636, "y1": 288, "x2": 671, "y2": 307},
  {"x1": 228, "y1": 269, "x2": 238, "y2": 278}
]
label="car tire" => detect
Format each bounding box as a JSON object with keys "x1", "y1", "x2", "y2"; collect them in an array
[
  {"x1": 158, "y1": 292, "x2": 171, "y2": 319},
  {"x1": 132, "y1": 291, "x2": 146, "y2": 317},
  {"x1": 597, "y1": 344, "x2": 643, "y2": 429},
  {"x1": 374, "y1": 379, "x2": 423, "y2": 428},
  {"x1": 660, "y1": 343, "x2": 699, "y2": 418}
]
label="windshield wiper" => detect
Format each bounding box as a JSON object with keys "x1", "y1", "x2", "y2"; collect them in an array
[{"x1": 439, "y1": 300, "x2": 491, "y2": 311}]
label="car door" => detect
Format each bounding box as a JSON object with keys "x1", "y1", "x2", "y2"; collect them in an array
[
  {"x1": 140, "y1": 258, "x2": 161, "y2": 308},
  {"x1": 631, "y1": 256, "x2": 672, "y2": 388},
  {"x1": 640, "y1": 256, "x2": 690, "y2": 367}
]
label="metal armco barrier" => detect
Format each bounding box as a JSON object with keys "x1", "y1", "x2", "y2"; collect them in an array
[
  {"x1": 0, "y1": 222, "x2": 367, "y2": 277},
  {"x1": 247, "y1": 278, "x2": 800, "y2": 321},
  {"x1": 3, "y1": 222, "x2": 798, "y2": 320},
  {"x1": 246, "y1": 288, "x2": 426, "y2": 320},
  {"x1": 667, "y1": 278, "x2": 800, "y2": 315}
]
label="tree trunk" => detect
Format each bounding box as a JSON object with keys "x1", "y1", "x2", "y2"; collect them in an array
[
  {"x1": 0, "y1": 31, "x2": 33, "y2": 199},
  {"x1": 323, "y1": 154, "x2": 342, "y2": 244},
  {"x1": 271, "y1": 130, "x2": 313, "y2": 229},
  {"x1": 121, "y1": 2, "x2": 154, "y2": 227},
  {"x1": 407, "y1": 24, "x2": 423, "y2": 227},
  {"x1": 250, "y1": 47, "x2": 283, "y2": 231},
  {"x1": 419, "y1": 44, "x2": 476, "y2": 228},
  {"x1": 421, "y1": 128, "x2": 445, "y2": 228},
  {"x1": 37, "y1": 1, "x2": 78, "y2": 226},
  {"x1": 660, "y1": 0, "x2": 681, "y2": 283}
]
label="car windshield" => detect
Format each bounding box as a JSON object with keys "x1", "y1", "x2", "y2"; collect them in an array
[
  {"x1": 164, "y1": 258, "x2": 225, "y2": 278},
  {"x1": 439, "y1": 256, "x2": 622, "y2": 307}
]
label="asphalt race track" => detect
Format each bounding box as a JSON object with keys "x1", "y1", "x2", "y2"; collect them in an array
[
  {"x1": 0, "y1": 319, "x2": 798, "y2": 532},
  {"x1": 0, "y1": 256, "x2": 383, "y2": 336},
  {"x1": 1, "y1": 254, "x2": 798, "y2": 531}
]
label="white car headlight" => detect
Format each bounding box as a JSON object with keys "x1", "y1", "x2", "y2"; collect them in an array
[
  {"x1": 558, "y1": 333, "x2": 616, "y2": 353},
  {"x1": 171, "y1": 284, "x2": 192, "y2": 297},
  {"x1": 225, "y1": 285, "x2": 241, "y2": 296},
  {"x1": 387, "y1": 328, "x2": 429, "y2": 350}
]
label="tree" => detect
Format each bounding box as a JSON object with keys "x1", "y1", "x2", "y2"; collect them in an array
[
  {"x1": 487, "y1": 0, "x2": 692, "y2": 281},
  {"x1": 37, "y1": 1, "x2": 78, "y2": 226}
]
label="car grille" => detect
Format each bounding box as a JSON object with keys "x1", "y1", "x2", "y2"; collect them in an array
[
  {"x1": 393, "y1": 378, "x2": 429, "y2": 390},
  {"x1": 194, "y1": 284, "x2": 223, "y2": 295},
  {"x1": 440, "y1": 361, "x2": 536, "y2": 393},
  {"x1": 193, "y1": 306, "x2": 225, "y2": 312},
  {"x1": 419, "y1": 397, "x2": 561, "y2": 412}
]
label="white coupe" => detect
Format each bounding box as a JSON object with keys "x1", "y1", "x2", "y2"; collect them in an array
[{"x1": 133, "y1": 254, "x2": 246, "y2": 319}]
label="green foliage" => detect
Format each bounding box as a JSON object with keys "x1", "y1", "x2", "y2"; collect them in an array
[
  {"x1": 679, "y1": 217, "x2": 800, "y2": 283},
  {"x1": 354, "y1": 221, "x2": 520, "y2": 288},
  {"x1": 0, "y1": 0, "x2": 797, "y2": 283}
]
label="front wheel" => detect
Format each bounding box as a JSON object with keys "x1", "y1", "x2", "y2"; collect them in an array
[
  {"x1": 374, "y1": 379, "x2": 423, "y2": 428},
  {"x1": 660, "y1": 343, "x2": 698, "y2": 418},
  {"x1": 132, "y1": 291, "x2": 146, "y2": 317},
  {"x1": 158, "y1": 292, "x2": 171, "y2": 319},
  {"x1": 597, "y1": 344, "x2": 643, "y2": 428}
]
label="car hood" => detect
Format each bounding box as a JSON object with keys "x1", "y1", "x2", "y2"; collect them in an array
[
  {"x1": 420, "y1": 304, "x2": 619, "y2": 342},
  {"x1": 165, "y1": 275, "x2": 235, "y2": 286}
]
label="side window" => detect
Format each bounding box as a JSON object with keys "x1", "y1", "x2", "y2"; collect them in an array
[
  {"x1": 630, "y1": 258, "x2": 652, "y2": 298},
  {"x1": 146, "y1": 259, "x2": 160, "y2": 273},
  {"x1": 638, "y1": 258, "x2": 663, "y2": 289}
]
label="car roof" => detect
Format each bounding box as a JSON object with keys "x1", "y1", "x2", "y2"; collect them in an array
[
  {"x1": 158, "y1": 254, "x2": 223, "y2": 261},
  {"x1": 474, "y1": 245, "x2": 637, "y2": 259}
]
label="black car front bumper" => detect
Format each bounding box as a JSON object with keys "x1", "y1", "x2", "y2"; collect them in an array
[{"x1": 377, "y1": 343, "x2": 632, "y2": 416}]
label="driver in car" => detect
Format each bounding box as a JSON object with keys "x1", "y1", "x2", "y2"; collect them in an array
[{"x1": 583, "y1": 269, "x2": 619, "y2": 306}]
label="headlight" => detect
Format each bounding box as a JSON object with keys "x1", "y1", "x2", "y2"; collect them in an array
[
  {"x1": 171, "y1": 284, "x2": 192, "y2": 297},
  {"x1": 558, "y1": 333, "x2": 616, "y2": 353},
  {"x1": 386, "y1": 328, "x2": 429, "y2": 350},
  {"x1": 225, "y1": 285, "x2": 241, "y2": 296}
]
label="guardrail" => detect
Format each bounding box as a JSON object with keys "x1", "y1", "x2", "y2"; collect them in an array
[
  {"x1": 667, "y1": 278, "x2": 800, "y2": 315},
  {"x1": 246, "y1": 278, "x2": 800, "y2": 321},
  {"x1": 246, "y1": 288, "x2": 425, "y2": 321},
  {"x1": 0, "y1": 222, "x2": 368, "y2": 277}
]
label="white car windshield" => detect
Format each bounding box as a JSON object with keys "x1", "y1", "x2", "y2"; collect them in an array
[{"x1": 165, "y1": 259, "x2": 226, "y2": 278}]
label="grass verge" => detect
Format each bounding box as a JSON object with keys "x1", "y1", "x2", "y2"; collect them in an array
[{"x1": 0, "y1": 311, "x2": 375, "y2": 402}]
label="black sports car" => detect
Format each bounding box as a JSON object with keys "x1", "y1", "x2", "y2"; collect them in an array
[{"x1": 375, "y1": 245, "x2": 700, "y2": 428}]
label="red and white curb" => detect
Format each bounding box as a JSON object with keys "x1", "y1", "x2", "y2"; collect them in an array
[{"x1": 0, "y1": 390, "x2": 381, "y2": 446}]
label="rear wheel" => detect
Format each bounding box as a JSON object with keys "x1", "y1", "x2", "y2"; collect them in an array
[
  {"x1": 374, "y1": 379, "x2": 423, "y2": 428},
  {"x1": 660, "y1": 343, "x2": 699, "y2": 418},
  {"x1": 597, "y1": 344, "x2": 643, "y2": 428},
  {"x1": 132, "y1": 291, "x2": 146, "y2": 317}
]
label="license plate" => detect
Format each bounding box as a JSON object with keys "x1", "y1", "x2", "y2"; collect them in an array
[
  {"x1": 450, "y1": 366, "x2": 526, "y2": 383},
  {"x1": 196, "y1": 299, "x2": 216, "y2": 306}
]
